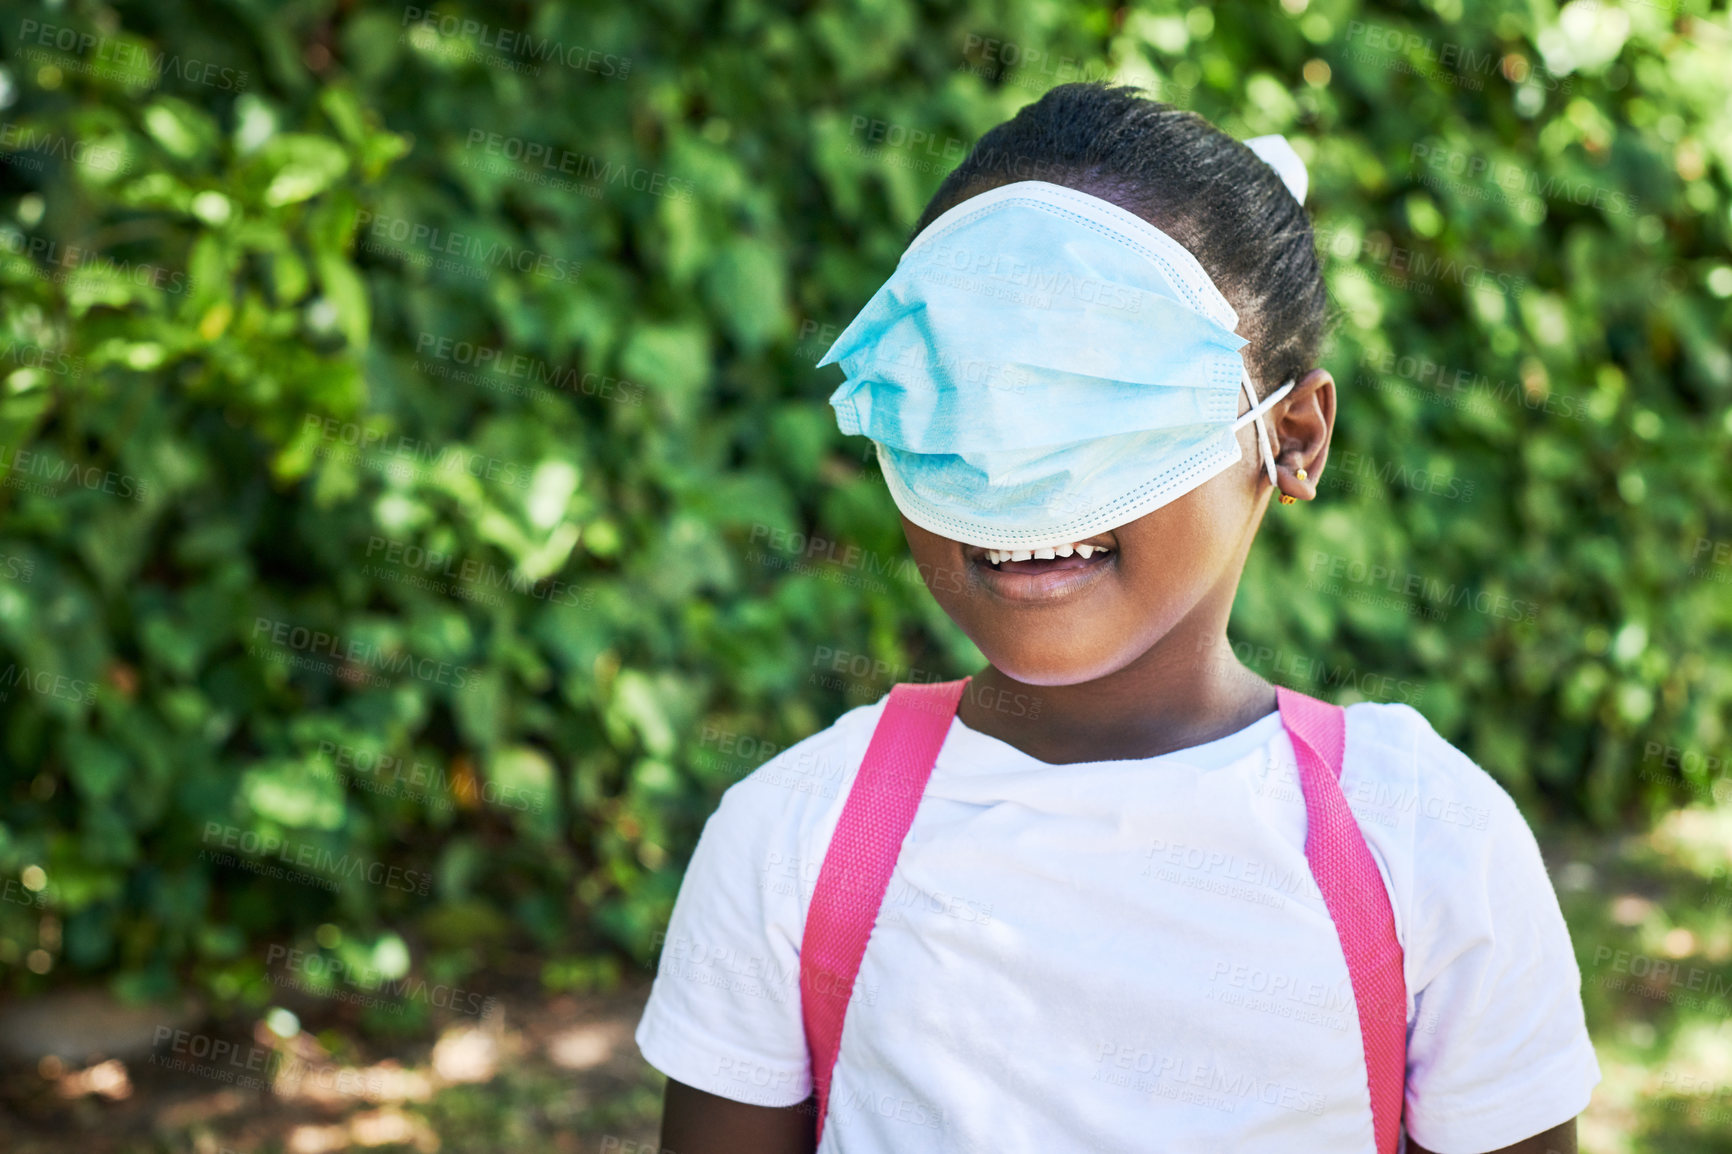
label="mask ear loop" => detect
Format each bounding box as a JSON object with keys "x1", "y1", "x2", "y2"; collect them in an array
[{"x1": 1231, "y1": 372, "x2": 1296, "y2": 486}]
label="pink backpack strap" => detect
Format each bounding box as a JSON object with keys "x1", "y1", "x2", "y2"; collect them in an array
[
  {"x1": 799, "y1": 677, "x2": 970, "y2": 1146},
  {"x1": 1277, "y1": 686, "x2": 1408, "y2": 1154},
  {"x1": 798, "y1": 680, "x2": 1405, "y2": 1151}
]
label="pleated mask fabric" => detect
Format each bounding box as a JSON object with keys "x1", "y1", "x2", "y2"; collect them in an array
[{"x1": 818, "y1": 174, "x2": 1298, "y2": 550}]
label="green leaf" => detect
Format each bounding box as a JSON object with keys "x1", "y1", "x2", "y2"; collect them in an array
[
  {"x1": 239, "y1": 759, "x2": 347, "y2": 829},
  {"x1": 260, "y1": 134, "x2": 351, "y2": 207},
  {"x1": 64, "y1": 733, "x2": 129, "y2": 803},
  {"x1": 315, "y1": 252, "x2": 369, "y2": 347}
]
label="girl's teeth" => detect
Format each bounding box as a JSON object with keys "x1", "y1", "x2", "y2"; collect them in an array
[{"x1": 983, "y1": 542, "x2": 1113, "y2": 565}]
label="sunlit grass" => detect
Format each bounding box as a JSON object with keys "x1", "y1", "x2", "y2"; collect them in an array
[{"x1": 1556, "y1": 793, "x2": 1732, "y2": 1153}]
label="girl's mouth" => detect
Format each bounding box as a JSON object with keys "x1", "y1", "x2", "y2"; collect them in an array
[{"x1": 964, "y1": 536, "x2": 1118, "y2": 601}]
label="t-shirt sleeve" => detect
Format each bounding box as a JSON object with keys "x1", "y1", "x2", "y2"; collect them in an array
[
  {"x1": 634, "y1": 710, "x2": 876, "y2": 1108},
  {"x1": 1399, "y1": 722, "x2": 1601, "y2": 1152}
]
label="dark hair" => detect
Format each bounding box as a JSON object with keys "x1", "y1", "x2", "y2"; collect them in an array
[{"x1": 913, "y1": 83, "x2": 1331, "y2": 395}]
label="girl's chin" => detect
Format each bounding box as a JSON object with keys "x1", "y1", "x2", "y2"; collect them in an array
[{"x1": 975, "y1": 650, "x2": 1125, "y2": 690}]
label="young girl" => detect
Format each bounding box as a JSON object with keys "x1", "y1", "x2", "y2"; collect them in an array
[{"x1": 635, "y1": 83, "x2": 1599, "y2": 1154}]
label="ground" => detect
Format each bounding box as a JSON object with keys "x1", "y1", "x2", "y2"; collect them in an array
[{"x1": 0, "y1": 978, "x2": 667, "y2": 1154}]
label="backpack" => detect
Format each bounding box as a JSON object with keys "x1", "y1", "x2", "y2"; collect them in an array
[{"x1": 798, "y1": 677, "x2": 1407, "y2": 1152}]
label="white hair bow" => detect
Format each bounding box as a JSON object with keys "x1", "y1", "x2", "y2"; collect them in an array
[{"x1": 1243, "y1": 135, "x2": 1309, "y2": 205}]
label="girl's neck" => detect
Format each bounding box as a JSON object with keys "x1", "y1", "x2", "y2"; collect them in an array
[{"x1": 955, "y1": 630, "x2": 1277, "y2": 765}]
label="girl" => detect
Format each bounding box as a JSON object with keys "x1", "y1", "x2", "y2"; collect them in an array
[{"x1": 635, "y1": 84, "x2": 1599, "y2": 1154}]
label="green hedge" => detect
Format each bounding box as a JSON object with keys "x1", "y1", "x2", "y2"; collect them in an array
[{"x1": 0, "y1": 0, "x2": 1727, "y2": 1004}]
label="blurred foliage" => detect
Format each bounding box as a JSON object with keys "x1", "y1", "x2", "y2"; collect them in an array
[{"x1": 0, "y1": 0, "x2": 1727, "y2": 1004}]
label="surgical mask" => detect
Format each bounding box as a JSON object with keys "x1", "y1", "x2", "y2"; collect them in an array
[{"x1": 818, "y1": 136, "x2": 1308, "y2": 551}]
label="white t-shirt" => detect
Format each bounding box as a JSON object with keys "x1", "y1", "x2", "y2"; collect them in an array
[{"x1": 635, "y1": 696, "x2": 1600, "y2": 1153}]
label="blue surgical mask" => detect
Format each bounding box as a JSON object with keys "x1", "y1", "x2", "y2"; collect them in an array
[{"x1": 818, "y1": 143, "x2": 1306, "y2": 552}]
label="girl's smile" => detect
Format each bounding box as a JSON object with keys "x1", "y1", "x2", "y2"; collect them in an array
[{"x1": 963, "y1": 534, "x2": 1118, "y2": 602}]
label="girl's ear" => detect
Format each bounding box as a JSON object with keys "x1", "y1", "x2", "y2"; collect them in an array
[{"x1": 1273, "y1": 368, "x2": 1334, "y2": 502}]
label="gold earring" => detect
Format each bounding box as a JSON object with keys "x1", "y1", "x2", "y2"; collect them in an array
[{"x1": 1279, "y1": 466, "x2": 1308, "y2": 505}]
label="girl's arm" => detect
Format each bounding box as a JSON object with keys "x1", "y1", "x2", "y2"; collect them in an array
[
  {"x1": 1409, "y1": 1116, "x2": 1576, "y2": 1154},
  {"x1": 659, "y1": 1077, "x2": 818, "y2": 1154}
]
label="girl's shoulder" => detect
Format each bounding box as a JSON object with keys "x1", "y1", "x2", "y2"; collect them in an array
[
  {"x1": 1339, "y1": 699, "x2": 1524, "y2": 832},
  {"x1": 701, "y1": 695, "x2": 892, "y2": 859},
  {"x1": 1338, "y1": 700, "x2": 1552, "y2": 963}
]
